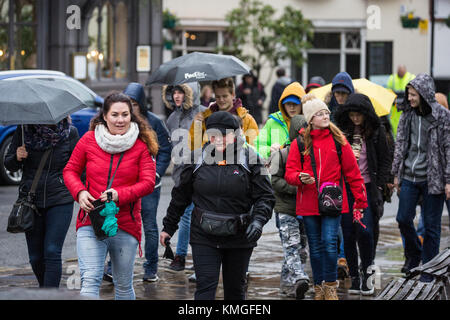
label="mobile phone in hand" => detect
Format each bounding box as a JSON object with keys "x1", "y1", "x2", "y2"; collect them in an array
[{"x1": 299, "y1": 172, "x2": 311, "y2": 178}]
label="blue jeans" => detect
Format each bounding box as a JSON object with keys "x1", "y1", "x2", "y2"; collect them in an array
[
  {"x1": 303, "y1": 215, "x2": 341, "y2": 285},
  {"x1": 396, "y1": 179, "x2": 445, "y2": 265},
  {"x1": 77, "y1": 226, "x2": 138, "y2": 300},
  {"x1": 176, "y1": 203, "x2": 194, "y2": 257},
  {"x1": 25, "y1": 203, "x2": 73, "y2": 287},
  {"x1": 341, "y1": 183, "x2": 374, "y2": 277},
  {"x1": 141, "y1": 187, "x2": 161, "y2": 275},
  {"x1": 338, "y1": 224, "x2": 346, "y2": 259}
]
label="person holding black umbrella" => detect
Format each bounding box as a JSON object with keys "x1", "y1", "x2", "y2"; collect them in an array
[
  {"x1": 5, "y1": 118, "x2": 79, "y2": 288},
  {"x1": 160, "y1": 111, "x2": 275, "y2": 300}
]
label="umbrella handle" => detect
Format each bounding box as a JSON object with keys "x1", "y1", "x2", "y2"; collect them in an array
[{"x1": 21, "y1": 125, "x2": 24, "y2": 146}]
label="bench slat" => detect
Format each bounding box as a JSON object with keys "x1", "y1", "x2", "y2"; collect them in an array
[
  {"x1": 383, "y1": 278, "x2": 406, "y2": 300},
  {"x1": 395, "y1": 279, "x2": 416, "y2": 300},
  {"x1": 405, "y1": 281, "x2": 426, "y2": 300},
  {"x1": 417, "y1": 280, "x2": 436, "y2": 300}
]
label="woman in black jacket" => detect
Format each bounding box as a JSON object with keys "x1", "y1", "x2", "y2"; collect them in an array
[
  {"x1": 5, "y1": 118, "x2": 79, "y2": 288},
  {"x1": 335, "y1": 93, "x2": 391, "y2": 296},
  {"x1": 160, "y1": 111, "x2": 275, "y2": 300}
]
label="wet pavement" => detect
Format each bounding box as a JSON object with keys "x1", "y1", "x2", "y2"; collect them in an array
[
  {"x1": 0, "y1": 212, "x2": 449, "y2": 300},
  {"x1": 1, "y1": 175, "x2": 449, "y2": 300}
]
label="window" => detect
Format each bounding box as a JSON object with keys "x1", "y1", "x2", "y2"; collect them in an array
[
  {"x1": 0, "y1": 0, "x2": 37, "y2": 71},
  {"x1": 307, "y1": 53, "x2": 340, "y2": 84},
  {"x1": 172, "y1": 29, "x2": 224, "y2": 55},
  {"x1": 293, "y1": 30, "x2": 363, "y2": 84},
  {"x1": 366, "y1": 42, "x2": 392, "y2": 76},
  {"x1": 87, "y1": 1, "x2": 128, "y2": 81}
]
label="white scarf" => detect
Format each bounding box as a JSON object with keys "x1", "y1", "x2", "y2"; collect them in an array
[{"x1": 95, "y1": 122, "x2": 139, "y2": 154}]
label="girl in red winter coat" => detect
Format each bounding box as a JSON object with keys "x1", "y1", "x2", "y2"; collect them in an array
[
  {"x1": 63, "y1": 92, "x2": 158, "y2": 300},
  {"x1": 285, "y1": 94, "x2": 367, "y2": 300}
]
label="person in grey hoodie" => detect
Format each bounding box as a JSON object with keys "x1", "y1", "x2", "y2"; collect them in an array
[
  {"x1": 162, "y1": 82, "x2": 206, "y2": 272},
  {"x1": 269, "y1": 114, "x2": 310, "y2": 299},
  {"x1": 392, "y1": 73, "x2": 450, "y2": 281}
]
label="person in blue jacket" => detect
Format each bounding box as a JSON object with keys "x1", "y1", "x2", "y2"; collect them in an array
[
  {"x1": 124, "y1": 82, "x2": 172, "y2": 282},
  {"x1": 324, "y1": 72, "x2": 355, "y2": 123}
]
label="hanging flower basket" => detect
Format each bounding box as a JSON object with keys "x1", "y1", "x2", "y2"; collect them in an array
[
  {"x1": 164, "y1": 40, "x2": 173, "y2": 50},
  {"x1": 163, "y1": 10, "x2": 178, "y2": 29},
  {"x1": 445, "y1": 15, "x2": 450, "y2": 28},
  {"x1": 401, "y1": 15, "x2": 420, "y2": 28},
  {"x1": 401, "y1": 16, "x2": 420, "y2": 28}
]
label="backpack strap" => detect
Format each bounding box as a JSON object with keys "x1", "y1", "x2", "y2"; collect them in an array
[
  {"x1": 296, "y1": 136, "x2": 305, "y2": 170},
  {"x1": 307, "y1": 133, "x2": 343, "y2": 191}
]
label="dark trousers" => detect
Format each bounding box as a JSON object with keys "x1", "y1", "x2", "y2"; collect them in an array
[
  {"x1": 141, "y1": 187, "x2": 161, "y2": 275},
  {"x1": 396, "y1": 179, "x2": 445, "y2": 265},
  {"x1": 25, "y1": 203, "x2": 73, "y2": 287},
  {"x1": 191, "y1": 244, "x2": 253, "y2": 300},
  {"x1": 341, "y1": 183, "x2": 374, "y2": 277}
]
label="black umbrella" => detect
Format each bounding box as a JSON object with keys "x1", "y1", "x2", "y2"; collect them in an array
[
  {"x1": 0, "y1": 78, "x2": 89, "y2": 126},
  {"x1": 146, "y1": 52, "x2": 251, "y2": 85}
]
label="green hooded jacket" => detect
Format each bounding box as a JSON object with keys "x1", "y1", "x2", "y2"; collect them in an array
[{"x1": 255, "y1": 82, "x2": 306, "y2": 158}]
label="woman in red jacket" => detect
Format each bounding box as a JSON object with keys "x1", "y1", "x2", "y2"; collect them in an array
[
  {"x1": 285, "y1": 94, "x2": 367, "y2": 300},
  {"x1": 63, "y1": 92, "x2": 157, "y2": 300}
]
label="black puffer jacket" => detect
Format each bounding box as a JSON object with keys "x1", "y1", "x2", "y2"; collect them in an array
[
  {"x1": 162, "y1": 139, "x2": 275, "y2": 249},
  {"x1": 334, "y1": 93, "x2": 392, "y2": 217},
  {"x1": 5, "y1": 126, "x2": 79, "y2": 209}
]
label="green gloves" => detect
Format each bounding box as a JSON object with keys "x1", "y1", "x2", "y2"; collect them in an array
[{"x1": 100, "y1": 201, "x2": 119, "y2": 237}]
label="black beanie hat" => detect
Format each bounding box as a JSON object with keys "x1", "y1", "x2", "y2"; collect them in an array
[{"x1": 206, "y1": 111, "x2": 240, "y2": 135}]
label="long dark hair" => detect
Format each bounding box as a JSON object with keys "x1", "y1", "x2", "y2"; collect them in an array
[{"x1": 90, "y1": 92, "x2": 159, "y2": 156}]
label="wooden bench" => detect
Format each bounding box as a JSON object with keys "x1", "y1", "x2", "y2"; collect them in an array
[{"x1": 376, "y1": 247, "x2": 450, "y2": 300}]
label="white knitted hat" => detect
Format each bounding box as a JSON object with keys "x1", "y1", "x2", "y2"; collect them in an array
[{"x1": 302, "y1": 94, "x2": 330, "y2": 124}]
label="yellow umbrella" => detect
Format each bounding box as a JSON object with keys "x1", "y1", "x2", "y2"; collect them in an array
[{"x1": 309, "y1": 78, "x2": 396, "y2": 117}]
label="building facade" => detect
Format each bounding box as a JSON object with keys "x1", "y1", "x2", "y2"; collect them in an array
[
  {"x1": 163, "y1": 0, "x2": 449, "y2": 117},
  {"x1": 0, "y1": 0, "x2": 165, "y2": 113}
]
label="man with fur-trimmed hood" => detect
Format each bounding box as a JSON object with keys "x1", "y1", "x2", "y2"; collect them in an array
[{"x1": 162, "y1": 82, "x2": 206, "y2": 273}]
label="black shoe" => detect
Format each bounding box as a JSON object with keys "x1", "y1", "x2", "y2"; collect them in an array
[
  {"x1": 404, "y1": 257, "x2": 421, "y2": 276},
  {"x1": 360, "y1": 272, "x2": 374, "y2": 296},
  {"x1": 419, "y1": 273, "x2": 433, "y2": 283},
  {"x1": 188, "y1": 273, "x2": 196, "y2": 283},
  {"x1": 401, "y1": 257, "x2": 411, "y2": 273},
  {"x1": 168, "y1": 255, "x2": 185, "y2": 272},
  {"x1": 348, "y1": 276, "x2": 361, "y2": 295},
  {"x1": 294, "y1": 279, "x2": 310, "y2": 300},
  {"x1": 103, "y1": 272, "x2": 113, "y2": 283}
]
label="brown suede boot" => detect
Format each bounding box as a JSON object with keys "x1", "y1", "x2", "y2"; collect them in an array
[
  {"x1": 323, "y1": 281, "x2": 339, "y2": 300},
  {"x1": 313, "y1": 284, "x2": 325, "y2": 300}
]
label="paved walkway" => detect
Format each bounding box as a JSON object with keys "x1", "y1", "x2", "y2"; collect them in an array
[{"x1": 0, "y1": 214, "x2": 448, "y2": 300}]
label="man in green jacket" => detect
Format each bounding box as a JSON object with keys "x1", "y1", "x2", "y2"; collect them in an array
[
  {"x1": 386, "y1": 65, "x2": 415, "y2": 137},
  {"x1": 254, "y1": 82, "x2": 306, "y2": 159}
]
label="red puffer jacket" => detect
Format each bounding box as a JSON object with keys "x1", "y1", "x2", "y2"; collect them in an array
[
  {"x1": 63, "y1": 131, "x2": 156, "y2": 244},
  {"x1": 285, "y1": 128, "x2": 367, "y2": 216}
]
